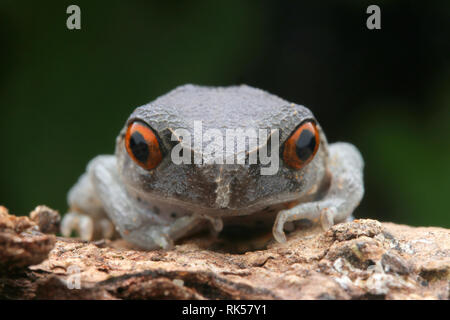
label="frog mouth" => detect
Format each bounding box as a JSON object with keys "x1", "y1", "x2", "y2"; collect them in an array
[{"x1": 129, "y1": 185, "x2": 308, "y2": 218}]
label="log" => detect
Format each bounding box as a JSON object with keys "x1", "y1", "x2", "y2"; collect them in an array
[{"x1": 0, "y1": 205, "x2": 448, "y2": 300}]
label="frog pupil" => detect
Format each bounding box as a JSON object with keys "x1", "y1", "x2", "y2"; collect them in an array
[
  {"x1": 295, "y1": 129, "x2": 315, "y2": 161},
  {"x1": 129, "y1": 131, "x2": 149, "y2": 163}
]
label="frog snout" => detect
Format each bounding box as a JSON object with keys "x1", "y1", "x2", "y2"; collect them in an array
[
  {"x1": 193, "y1": 164, "x2": 256, "y2": 210},
  {"x1": 214, "y1": 167, "x2": 235, "y2": 209}
]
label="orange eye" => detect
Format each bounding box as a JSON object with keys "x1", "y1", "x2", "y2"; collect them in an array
[
  {"x1": 125, "y1": 121, "x2": 163, "y2": 170},
  {"x1": 283, "y1": 121, "x2": 320, "y2": 170}
]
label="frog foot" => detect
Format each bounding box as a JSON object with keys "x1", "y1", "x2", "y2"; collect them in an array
[
  {"x1": 272, "y1": 203, "x2": 337, "y2": 243},
  {"x1": 61, "y1": 212, "x2": 115, "y2": 241}
]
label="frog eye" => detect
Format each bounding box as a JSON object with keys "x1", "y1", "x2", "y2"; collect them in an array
[
  {"x1": 283, "y1": 121, "x2": 320, "y2": 170},
  {"x1": 125, "y1": 121, "x2": 163, "y2": 170}
]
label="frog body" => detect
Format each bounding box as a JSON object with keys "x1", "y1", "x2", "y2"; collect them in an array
[{"x1": 61, "y1": 85, "x2": 364, "y2": 249}]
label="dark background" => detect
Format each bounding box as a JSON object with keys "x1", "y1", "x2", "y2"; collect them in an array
[{"x1": 0, "y1": 1, "x2": 449, "y2": 227}]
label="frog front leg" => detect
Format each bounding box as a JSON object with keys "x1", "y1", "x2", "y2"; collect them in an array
[
  {"x1": 273, "y1": 142, "x2": 364, "y2": 243},
  {"x1": 87, "y1": 155, "x2": 205, "y2": 250},
  {"x1": 61, "y1": 170, "x2": 116, "y2": 241}
]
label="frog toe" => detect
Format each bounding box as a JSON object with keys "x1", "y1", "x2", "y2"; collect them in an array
[
  {"x1": 320, "y1": 207, "x2": 336, "y2": 230},
  {"x1": 272, "y1": 211, "x2": 288, "y2": 243},
  {"x1": 99, "y1": 218, "x2": 115, "y2": 239},
  {"x1": 61, "y1": 211, "x2": 94, "y2": 241}
]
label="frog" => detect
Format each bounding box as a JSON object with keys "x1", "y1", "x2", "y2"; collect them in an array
[{"x1": 61, "y1": 84, "x2": 364, "y2": 250}]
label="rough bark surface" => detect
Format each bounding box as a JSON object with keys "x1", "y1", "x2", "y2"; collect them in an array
[{"x1": 0, "y1": 205, "x2": 448, "y2": 300}]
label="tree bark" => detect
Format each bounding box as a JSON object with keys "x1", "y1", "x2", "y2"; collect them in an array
[{"x1": 0, "y1": 206, "x2": 448, "y2": 299}]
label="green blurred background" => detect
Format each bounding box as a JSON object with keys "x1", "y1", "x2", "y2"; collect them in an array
[{"x1": 0, "y1": 1, "x2": 449, "y2": 227}]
